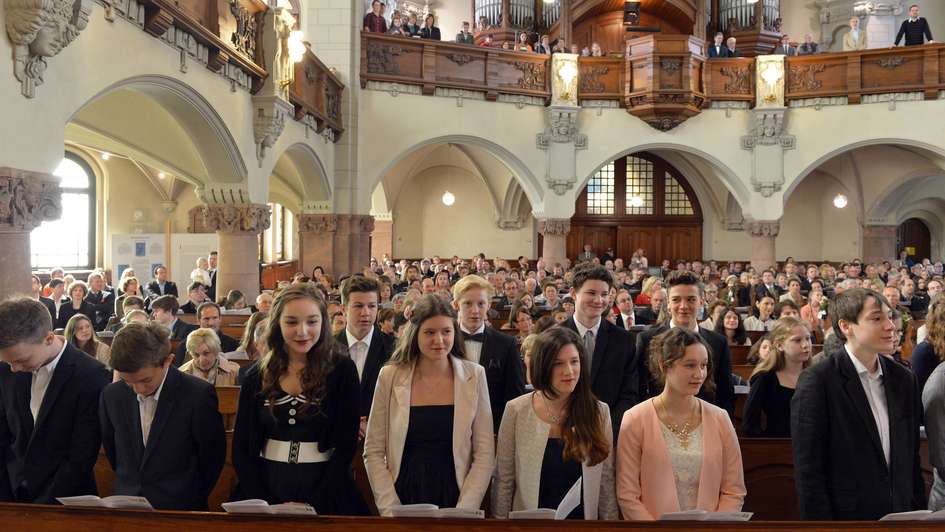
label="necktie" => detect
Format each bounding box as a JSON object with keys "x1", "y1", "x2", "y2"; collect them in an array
[
  {"x1": 466, "y1": 332, "x2": 486, "y2": 343},
  {"x1": 583, "y1": 330, "x2": 595, "y2": 367},
  {"x1": 30, "y1": 368, "x2": 52, "y2": 421},
  {"x1": 140, "y1": 395, "x2": 157, "y2": 446}
]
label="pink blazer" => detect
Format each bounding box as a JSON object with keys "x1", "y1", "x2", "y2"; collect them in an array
[{"x1": 616, "y1": 398, "x2": 746, "y2": 520}]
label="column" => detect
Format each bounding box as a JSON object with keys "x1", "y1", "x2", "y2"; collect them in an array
[
  {"x1": 538, "y1": 218, "x2": 570, "y2": 268},
  {"x1": 298, "y1": 213, "x2": 340, "y2": 277},
  {"x1": 349, "y1": 214, "x2": 374, "y2": 275},
  {"x1": 0, "y1": 168, "x2": 61, "y2": 300},
  {"x1": 862, "y1": 224, "x2": 898, "y2": 265},
  {"x1": 559, "y1": 0, "x2": 572, "y2": 47},
  {"x1": 747, "y1": 221, "x2": 779, "y2": 271},
  {"x1": 371, "y1": 216, "x2": 393, "y2": 262},
  {"x1": 202, "y1": 204, "x2": 270, "y2": 302}
]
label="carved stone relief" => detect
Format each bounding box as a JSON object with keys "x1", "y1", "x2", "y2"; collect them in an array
[
  {"x1": 788, "y1": 64, "x2": 826, "y2": 93},
  {"x1": 0, "y1": 169, "x2": 62, "y2": 231},
  {"x1": 720, "y1": 66, "x2": 752, "y2": 94},
  {"x1": 747, "y1": 221, "x2": 781, "y2": 238},
  {"x1": 251, "y1": 95, "x2": 293, "y2": 163},
  {"x1": 537, "y1": 218, "x2": 571, "y2": 236},
  {"x1": 513, "y1": 61, "x2": 546, "y2": 90},
  {"x1": 366, "y1": 42, "x2": 408, "y2": 75},
  {"x1": 230, "y1": 0, "x2": 258, "y2": 60},
  {"x1": 202, "y1": 203, "x2": 271, "y2": 233},
  {"x1": 579, "y1": 66, "x2": 608, "y2": 93},
  {"x1": 298, "y1": 213, "x2": 338, "y2": 233},
  {"x1": 5, "y1": 0, "x2": 93, "y2": 98},
  {"x1": 536, "y1": 106, "x2": 587, "y2": 150}
]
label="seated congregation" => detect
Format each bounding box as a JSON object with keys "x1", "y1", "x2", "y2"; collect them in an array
[{"x1": 3, "y1": 252, "x2": 945, "y2": 524}]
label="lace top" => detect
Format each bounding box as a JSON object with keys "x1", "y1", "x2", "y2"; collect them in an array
[{"x1": 660, "y1": 423, "x2": 703, "y2": 511}]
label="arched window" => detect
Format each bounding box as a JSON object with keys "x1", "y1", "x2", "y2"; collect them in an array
[
  {"x1": 581, "y1": 154, "x2": 698, "y2": 219},
  {"x1": 262, "y1": 202, "x2": 295, "y2": 263},
  {"x1": 30, "y1": 152, "x2": 95, "y2": 269}
]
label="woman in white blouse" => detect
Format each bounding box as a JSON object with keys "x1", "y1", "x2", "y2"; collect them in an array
[
  {"x1": 364, "y1": 294, "x2": 494, "y2": 516},
  {"x1": 495, "y1": 327, "x2": 618, "y2": 519}
]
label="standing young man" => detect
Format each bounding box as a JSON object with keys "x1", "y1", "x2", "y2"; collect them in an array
[
  {"x1": 335, "y1": 276, "x2": 394, "y2": 438},
  {"x1": 101, "y1": 322, "x2": 226, "y2": 510},
  {"x1": 635, "y1": 270, "x2": 735, "y2": 414},
  {"x1": 452, "y1": 275, "x2": 525, "y2": 432},
  {"x1": 792, "y1": 288, "x2": 926, "y2": 519},
  {"x1": 560, "y1": 265, "x2": 638, "y2": 436},
  {"x1": 0, "y1": 297, "x2": 110, "y2": 503}
]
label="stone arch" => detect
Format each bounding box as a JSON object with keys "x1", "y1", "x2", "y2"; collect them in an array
[
  {"x1": 368, "y1": 134, "x2": 544, "y2": 213},
  {"x1": 869, "y1": 173, "x2": 945, "y2": 221},
  {"x1": 268, "y1": 142, "x2": 333, "y2": 209},
  {"x1": 498, "y1": 179, "x2": 530, "y2": 229},
  {"x1": 897, "y1": 204, "x2": 945, "y2": 260},
  {"x1": 65, "y1": 75, "x2": 248, "y2": 188}
]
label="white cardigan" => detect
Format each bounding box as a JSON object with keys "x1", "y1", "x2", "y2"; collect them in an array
[
  {"x1": 493, "y1": 393, "x2": 619, "y2": 520},
  {"x1": 363, "y1": 356, "x2": 495, "y2": 516}
]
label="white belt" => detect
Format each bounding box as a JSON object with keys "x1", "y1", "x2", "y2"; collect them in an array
[{"x1": 262, "y1": 439, "x2": 333, "y2": 464}]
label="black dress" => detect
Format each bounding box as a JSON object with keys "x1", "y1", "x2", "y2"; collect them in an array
[
  {"x1": 394, "y1": 405, "x2": 459, "y2": 507},
  {"x1": 538, "y1": 438, "x2": 583, "y2": 519},
  {"x1": 231, "y1": 356, "x2": 368, "y2": 515},
  {"x1": 742, "y1": 370, "x2": 794, "y2": 437}
]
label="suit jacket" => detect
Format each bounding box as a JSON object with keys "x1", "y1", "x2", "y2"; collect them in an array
[
  {"x1": 494, "y1": 394, "x2": 618, "y2": 519},
  {"x1": 635, "y1": 307, "x2": 659, "y2": 326},
  {"x1": 334, "y1": 327, "x2": 395, "y2": 418},
  {"x1": 0, "y1": 343, "x2": 110, "y2": 502},
  {"x1": 635, "y1": 325, "x2": 735, "y2": 414},
  {"x1": 56, "y1": 299, "x2": 96, "y2": 330},
  {"x1": 99, "y1": 366, "x2": 225, "y2": 510},
  {"x1": 773, "y1": 44, "x2": 797, "y2": 56},
  {"x1": 791, "y1": 345, "x2": 926, "y2": 519},
  {"x1": 84, "y1": 290, "x2": 115, "y2": 331},
  {"x1": 208, "y1": 270, "x2": 217, "y2": 302},
  {"x1": 753, "y1": 283, "x2": 783, "y2": 302},
  {"x1": 843, "y1": 29, "x2": 868, "y2": 51},
  {"x1": 170, "y1": 319, "x2": 198, "y2": 343},
  {"x1": 179, "y1": 301, "x2": 199, "y2": 314},
  {"x1": 707, "y1": 44, "x2": 731, "y2": 58},
  {"x1": 463, "y1": 327, "x2": 526, "y2": 433},
  {"x1": 38, "y1": 297, "x2": 56, "y2": 324},
  {"x1": 798, "y1": 42, "x2": 819, "y2": 55},
  {"x1": 174, "y1": 332, "x2": 239, "y2": 368},
  {"x1": 561, "y1": 318, "x2": 639, "y2": 437},
  {"x1": 616, "y1": 399, "x2": 745, "y2": 520},
  {"x1": 363, "y1": 357, "x2": 495, "y2": 516},
  {"x1": 146, "y1": 280, "x2": 178, "y2": 299},
  {"x1": 420, "y1": 26, "x2": 441, "y2": 40}
]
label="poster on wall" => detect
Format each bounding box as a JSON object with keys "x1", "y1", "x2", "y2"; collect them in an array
[{"x1": 111, "y1": 234, "x2": 166, "y2": 287}]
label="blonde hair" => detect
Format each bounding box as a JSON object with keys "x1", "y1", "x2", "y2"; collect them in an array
[
  {"x1": 451, "y1": 274, "x2": 494, "y2": 302},
  {"x1": 185, "y1": 327, "x2": 221, "y2": 358},
  {"x1": 927, "y1": 295, "x2": 945, "y2": 362},
  {"x1": 641, "y1": 276, "x2": 660, "y2": 296},
  {"x1": 752, "y1": 317, "x2": 811, "y2": 378}
]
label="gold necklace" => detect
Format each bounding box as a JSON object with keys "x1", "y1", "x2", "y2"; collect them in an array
[
  {"x1": 659, "y1": 396, "x2": 696, "y2": 451},
  {"x1": 540, "y1": 392, "x2": 565, "y2": 424}
]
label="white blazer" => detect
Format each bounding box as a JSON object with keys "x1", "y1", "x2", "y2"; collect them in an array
[
  {"x1": 363, "y1": 356, "x2": 495, "y2": 516},
  {"x1": 494, "y1": 393, "x2": 618, "y2": 520}
]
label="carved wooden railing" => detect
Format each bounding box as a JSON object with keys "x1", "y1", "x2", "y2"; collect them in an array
[
  {"x1": 704, "y1": 57, "x2": 756, "y2": 105},
  {"x1": 290, "y1": 46, "x2": 345, "y2": 138},
  {"x1": 576, "y1": 56, "x2": 625, "y2": 102},
  {"x1": 140, "y1": 0, "x2": 268, "y2": 92},
  {"x1": 360, "y1": 33, "x2": 550, "y2": 102},
  {"x1": 784, "y1": 44, "x2": 945, "y2": 104}
]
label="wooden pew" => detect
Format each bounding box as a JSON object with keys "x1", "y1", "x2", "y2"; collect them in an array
[{"x1": 216, "y1": 386, "x2": 239, "y2": 431}]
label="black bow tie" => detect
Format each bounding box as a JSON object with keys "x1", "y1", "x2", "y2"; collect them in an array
[{"x1": 466, "y1": 333, "x2": 486, "y2": 343}]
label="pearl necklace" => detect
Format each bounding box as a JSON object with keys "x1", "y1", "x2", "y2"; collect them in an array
[{"x1": 540, "y1": 392, "x2": 565, "y2": 424}]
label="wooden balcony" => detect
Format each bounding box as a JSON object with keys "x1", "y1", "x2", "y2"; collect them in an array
[
  {"x1": 140, "y1": 0, "x2": 268, "y2": 91},
  {"x1": 290, "y1": 46, "x2": 345, "y2": 139}
]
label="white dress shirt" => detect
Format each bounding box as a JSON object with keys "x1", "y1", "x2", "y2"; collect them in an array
[
  {"x1": 30, "y1": 340, "x2": 67, "y2": 421},
  {"x1": 850, "y1": 29, "x2": 860, "y2": 42},
  {"x1": 461, "y1": 324, "x2": 486, "y2": 364},
  {"x1": 669, "y1": 319, "x2": 699, "y2": 332},
  {"x1": 137, "y1": 367, "x2": 170, "y2": 446},
  {"x1": 846, "y1": 344, "x2": 890, "y2": 466},
  {"x1": 346, "y1": 326, "x2": 375, "y2": 381}
]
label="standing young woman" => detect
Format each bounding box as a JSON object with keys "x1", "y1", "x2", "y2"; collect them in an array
[
  {"x1": 742, "y1": 317, "x2": 811, "y2": 437},
  {"x1": 364, "y1": 295, "x2": 494, "y2": 516},
  {"x1": 232, "y1": 284, "x2": 366, "y2": 514},
  {"x1": 494, "y1": 327, "x2": 618, "y2": 520},
  {"x1": 616, "y1": 328, "x2": 745, "y2": 520}
]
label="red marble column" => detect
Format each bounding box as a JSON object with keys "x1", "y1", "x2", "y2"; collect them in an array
[{"x1": 0, "y1": 167, "x2": 61, "y2": 300}]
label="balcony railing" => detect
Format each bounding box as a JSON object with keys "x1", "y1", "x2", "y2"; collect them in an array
[
  {"x1": 361, "y1": 32, "x2": 945, "y2": 129},
  {"x1": 291, "y1": 46, "x2": 345, "y2": 139}
]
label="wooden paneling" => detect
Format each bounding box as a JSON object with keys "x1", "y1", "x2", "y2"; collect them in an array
[
  {"x1": 291, "y1": 48, "x2": 345, "y2": 139},
  {"x1": 704, "y1": 57, "x2": 755, "y2": 103},
  {"x1": 261, "y1": 260, "x2": 298, "y2": 290},
  {"x1": 625, "y1": 34, "x2": 706, "y2": 131},
  {"x1": 578, "y1": 57, "x2": 625, "y2": 101}
]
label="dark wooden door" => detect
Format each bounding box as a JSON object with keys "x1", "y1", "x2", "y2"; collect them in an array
[{"x1": 898, "y1": 218, "x2": 931, "y2": 261}]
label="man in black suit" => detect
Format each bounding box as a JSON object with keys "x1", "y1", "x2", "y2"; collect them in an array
[
  {"x1": 614, "y1": 288, "x2": 636, "y2": 329},
  {"x1": 207, "y1": 251, "x2": 218, "y2": 302},
  {"x1": 452, "y1": 275, "x2": 526, "y2": 432},
  {"x1": 725, "y1": 36, "x2": 739, "y2": 57},
  {"x1": 145, "y1": 265, "x2": 178, "y2": 300},
  {"x1": 101, "y1": 321, "x2": 226, "y2": 510},
  {"x1": 635, "y1": 288, "x2": 664, "y2": 326},
  {"x1": 792, "y1": 288, "x2": 926, "y2": 519},
  {"x1": 773, "y1": 34, "x2": 797, "y2": 56},
  {"x1": 179, "y1": 282, "x2": 207, "y2": 314},
  {"x1": 560, "y1": 265, "x2": 638, "y2": 436},
  {"x1": 30, "y1": 275, "x2": 57, "y2": 323},
  {"x1": 753, "y1": 269, "x2": 783, "y2": 302},
  {"x1": 900, "y1": 277, "x2": 930, "y2": 319},
  {"x1": 707, "y1": 32, "x2": 728, "y2": 58},
  {"x1": 635, "y1": 270, "x2": 735, "y2": 414},
  {"x1": 85, "y1": 272, "x2": 116, "y2": 331},
  {"x1": 0, "y1": 297, "x2": 110, "y2": 503},
  {"x1": 150, "y1": 295, "x2": 197, "y2": 342},
  {"x1": 174, "y1": 302, "x2": 238, "y2": 367},
  {"x1": 334, "y1": 276, "x2": 394, "y2": 438}
]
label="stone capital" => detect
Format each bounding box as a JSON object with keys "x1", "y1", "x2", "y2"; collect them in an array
[
  {"x1": 537, "y1": 217, "x2": 571, "y2": 236},
  {"x1": 355, "y1": 214, "x2": 375, "y2": 235},
  {"x1": 0, "y1": 167, "x2": 62, "y2": 232},
  {"x1": 298, "y1": 213, "x2": 338, "y2": 234},
  {"x1": 202, "y1": 203, "x2": 270, "y2": 233},
  {"x1": 747, "y1": 220, "x2": 781, "y2": 238}
]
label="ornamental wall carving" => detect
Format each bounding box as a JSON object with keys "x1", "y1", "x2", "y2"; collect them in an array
[
  {"x1": 202, "y1": 203, "x2": 271, "y2": 233},
  {"x1": 747, "y1": 221, "x2": 781, "y2": 238},
  {"x1": 537, "y1": 218, "x2": 571, "y2": 236},
  {"x1": 0, "y1": 168, "x2": 62, "y2": 231}
]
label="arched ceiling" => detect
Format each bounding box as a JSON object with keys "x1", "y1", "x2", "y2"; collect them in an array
[{"x1": 571, "y1": 0, "x2": 695, "y2": 32}]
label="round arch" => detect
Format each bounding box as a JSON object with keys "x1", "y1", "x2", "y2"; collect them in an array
[
  {"x1": 66, "y1": 75, "x2": 247, "y2": 187},
  {"x1": 368, "y1": 134, "x2": 544, "y2": 214},
  {"x1": 269, "y1": 142, "x2": 333, "y2": 205}
]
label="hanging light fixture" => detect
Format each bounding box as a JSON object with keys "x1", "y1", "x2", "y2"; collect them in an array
[
  {"x1": 833, "y1": 194, "x2": 848, "y2": 209},
  {"x1": 442, "y1": 191, "x2": 456, "y2": 206}
]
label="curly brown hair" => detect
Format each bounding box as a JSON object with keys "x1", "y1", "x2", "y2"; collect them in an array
[{"x1": 259, "y1": 284, "x2": 340, "y2": 417}]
